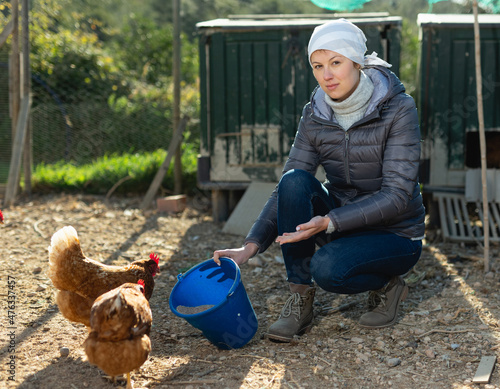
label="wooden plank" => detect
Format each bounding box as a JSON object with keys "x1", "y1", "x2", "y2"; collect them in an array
[
  {"x1": 11, "y1": 0, "x2": 20, "y2": 137},
  {"x1": 491, "y1": 202, "x2": 500, "y2": 239},
  {"x1": 239, "y1": 44, "x2": 253, "y2": 125},
  {"x1": 253, "y1": 42, "x2": 267, "y2": 125},
  {"x1": 140, "y1": 116, "x2": 188, "y2": 210},
  {"x1": 481, "y1": 41, "x2": 495, "y2": 129},
  {"x1": 453, "y1": 196, "x2": 466, "y2": 238},
  {"x1": 473, "y1": 355, "x2": 496, "y2": 384},
  {"x1": 281, "y1": 33, "x2": 295, "y2": 142},
  {"x1": 253, "y1": 126, "x2": 268, "y2": 162},
  {"x1": 198, "y1": 35, "x2": 209, "y2": 152},
  {"x1": 240, "y1": 127, "x2": 253, "y2": 165},
  {"x1": 436, "y1": 29, "x2": 452, "y2": 170},
  {"x1": 0, "y1": 19, "x2": 13, "y2": 48},
  {"x1": 222, "y1": 182, "x2": 277, "y2": 236},
  {"x1": 225, "y1": 42, "x2": 240, "y2": 133},
  {"x1": 459, "y1": 195, "x2": 476, "y2": 239},
  {"x1": 210, "y1": 34, "x2": 226, "y2": 139},
  {"x1": 211, "y1": 188, "x2": 229, "y2": 222},
  {"x1": 22, "y1": 0, "x2": 32, "y2": 195},
  {"x1": 3, "y1": 96, "x2": 31, "y2": 207},
  {"x1": 436, "y1": 195, "x2": 450, "y2": 240},
  {"x1": 445, "y1": 196, "x2": 458, "y2": 239},
  {"x1": 449, "y1": 39, "x2": 467, "y2": 170},
  {"x1": 267, "y1": 41, "x2": 281, "y2": 127}
]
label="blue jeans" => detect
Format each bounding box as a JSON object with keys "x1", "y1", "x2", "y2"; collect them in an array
[{"x1": 277, "y1": 169, "x2": 422, "y2": 294}]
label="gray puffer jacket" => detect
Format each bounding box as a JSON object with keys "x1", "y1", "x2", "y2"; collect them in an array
[{"x1": 244, "y1": 66, "x2": 426, "y2": 253}]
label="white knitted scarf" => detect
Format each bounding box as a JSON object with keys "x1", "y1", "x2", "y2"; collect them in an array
[{"x1": 324, "y1": 70, "x2": 374, "y2": 130}]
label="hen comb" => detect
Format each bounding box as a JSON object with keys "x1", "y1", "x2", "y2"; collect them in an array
[
  {"x1": 149, "y1": 252, "x2": 159, "y2": 264},
  {"x1": 0, "y1": 210, "x2": 3, "y2": 224},
  {"x1": 137, "y1": 279, "x2": 145, "y2": 287}
]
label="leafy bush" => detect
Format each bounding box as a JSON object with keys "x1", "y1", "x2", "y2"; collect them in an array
[
  {"x1": 31, "y1": 145, "x2": 198, "y2": 195},
  {"x1": 112, "y1": 13, "x2": 199, "y2": 85},
  {"x1": 28, "y1": 0, "x2": 129, "y2": 106},
  {"x1": 26, "y1": 0, "x2": 200, "y2": 170}
]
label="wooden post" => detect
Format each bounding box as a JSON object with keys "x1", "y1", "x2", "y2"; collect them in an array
[
  {"x1": 4, "y1": 96, "x2": 31, "y2": 207},
  {"x1": 10, "y1": 0, "x2": 20, "y2": 138},
  {"x1": 22, "y1": 0, "x2": 32, "y2": 195},
  {"x1": 173, "y1": 0, "x2": 182, "y2": 194},
  {"x1": 473, "y1": 1, "x2": 489, "y2": 272},
  {"x1": 140, "y1": 116, "x2": 189, "y2": 210},
  {"x1": 0, "y1": 19, "x2": 13, "y2": 48}
]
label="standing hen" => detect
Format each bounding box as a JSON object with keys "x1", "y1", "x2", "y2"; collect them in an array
[
  {"x1": 47, "y1": 225, "x2": 160, "y2": 327},
  {"x1": 84, "y1": 280, "x2": 152, "y2": 389},
  {"x1": 0, "y1": 209, "x2": 4, "y2": 224}
]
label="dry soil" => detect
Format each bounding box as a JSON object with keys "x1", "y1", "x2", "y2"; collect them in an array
[{"x1": 1, "y1": 194, "x2": 500, "y2": 389}]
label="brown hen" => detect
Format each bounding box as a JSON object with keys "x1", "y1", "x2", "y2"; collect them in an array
[
  {"x1": 84, "y1": 281, "x2": 152, "y2": 389},
  {"x1": 47, "y1": 225, "x2": 160, "y2": 328}
]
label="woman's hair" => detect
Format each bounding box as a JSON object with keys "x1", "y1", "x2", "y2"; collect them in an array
[{"x1": 310, "y1": 49, "x2": 363, "y2": 69}]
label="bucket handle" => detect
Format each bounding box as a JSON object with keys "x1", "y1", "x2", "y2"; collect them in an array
[
  {"x1": 225, "y1": 257, "x2": 241, "y2": 299},
  {"x1": 174, "y1": 257, "x2": 241, "y2": 300}
]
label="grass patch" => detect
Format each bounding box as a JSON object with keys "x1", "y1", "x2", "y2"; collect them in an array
[{"x1": 32, "y1": 144, "x2": 198, "y2": 195}]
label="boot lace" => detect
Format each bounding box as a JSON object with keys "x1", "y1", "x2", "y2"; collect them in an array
[
  {"x1": 280, "y1": 293, "x2": 304, "y2": 319},
  {"x1": 367, "y1": 290, "x2": 387, "y2": 310}
]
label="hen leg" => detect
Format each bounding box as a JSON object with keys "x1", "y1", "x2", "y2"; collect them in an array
[{"x1": 126, "y1": 372, "x2": 133, "y2": 389}]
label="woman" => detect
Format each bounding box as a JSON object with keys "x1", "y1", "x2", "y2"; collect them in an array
[{"x1": 214, "y1": 18, "x2": 425, "y2": 342}]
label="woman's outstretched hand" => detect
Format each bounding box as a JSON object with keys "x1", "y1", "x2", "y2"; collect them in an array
[
  {"x1": 275, "y1": 216, "x2": 330, "y2": 245},
  {"x1": 213, "y1": 242, "x2": 259, "y2": 266}
]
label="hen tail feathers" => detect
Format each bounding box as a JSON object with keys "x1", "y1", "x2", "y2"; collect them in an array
[{"x1": 48, "y1": 226, "x2": 84, "y2": 290}]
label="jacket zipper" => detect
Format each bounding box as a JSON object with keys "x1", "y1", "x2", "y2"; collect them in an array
[
  {"x1": 344, "y1": 132, "x2": 350, "y2": 184},
  {"x1": 310, "y1": 103, "x2": 386, "y2": 186}
]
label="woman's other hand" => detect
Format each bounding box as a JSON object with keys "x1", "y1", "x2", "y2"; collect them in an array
[
  {"x1": 213, "y1": 242, "x2": 259, "y2": 266},
  {"x1": 275, "y1": 216, "x2": 330, "y2": 245}
]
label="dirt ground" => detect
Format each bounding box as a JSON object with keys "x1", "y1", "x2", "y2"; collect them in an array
[{"x1": 1, "y1": 193, "x2": 500, "y2": 389}]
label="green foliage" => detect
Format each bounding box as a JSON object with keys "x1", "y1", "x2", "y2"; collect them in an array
[
  {"x1": 400, "y1": 19, "x2": 420, "y2": 98},
  {"x1": 32, "y1": 146, "x2": 198, "y2": 195},
  {"x1": 28, "y1": 0, "x2": 128, "y2": 105},
  {"x1": 111, "y1": 13, "x2": 199, "y2": 85}
]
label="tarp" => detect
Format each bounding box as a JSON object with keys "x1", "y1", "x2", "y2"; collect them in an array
[{"x1": 310, "y1": 0, "x2": 371, "y2": 11}]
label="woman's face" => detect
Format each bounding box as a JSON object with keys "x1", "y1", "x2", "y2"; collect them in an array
[{"x1": 310, "y1": 50, "x2": 361, "y2": 102}]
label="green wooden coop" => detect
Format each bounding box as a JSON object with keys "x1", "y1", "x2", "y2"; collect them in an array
[
  {"x1": 418, "y1": 13, "x2": 500, "y2": 242},
  {"x1": 196, "y1": 13, "x2": 402, "y2": 221}
]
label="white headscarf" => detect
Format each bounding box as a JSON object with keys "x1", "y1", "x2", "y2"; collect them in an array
[{"x1": 307, "y1": 18, "x2": 391, "y2": 68}]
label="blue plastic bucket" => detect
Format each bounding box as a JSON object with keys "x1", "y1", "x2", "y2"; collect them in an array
[{"x1": 169, "y1": 257, "x2": 258, "y2": 349}]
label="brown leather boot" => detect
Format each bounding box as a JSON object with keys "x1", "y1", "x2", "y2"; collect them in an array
[
  {"x1": 267, "y1": 283, "x2": 316, "y2": 342},
  {"x1": 359, "y1": 276, "x2": 408, "y2": 329}
]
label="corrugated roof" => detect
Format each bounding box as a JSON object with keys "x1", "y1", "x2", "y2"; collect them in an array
[
  {"x1": 418, "y1": 13, "x2": 500, "y2": 27},
  {"x1": 196, "y1": 15, "x2": 402, "y2": 31}
]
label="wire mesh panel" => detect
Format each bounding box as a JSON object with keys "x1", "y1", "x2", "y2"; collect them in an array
[{"x1": 30, "y1": 77, "x2": 174, "y2": 166}]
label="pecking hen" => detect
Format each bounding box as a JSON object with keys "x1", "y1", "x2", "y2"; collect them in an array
[
  {"x1": 84, "y1": 280, "x2": 152, "y2": 389},
  {"x1": 47, "y1": 225, "x2": 160, "y2": 328}
]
